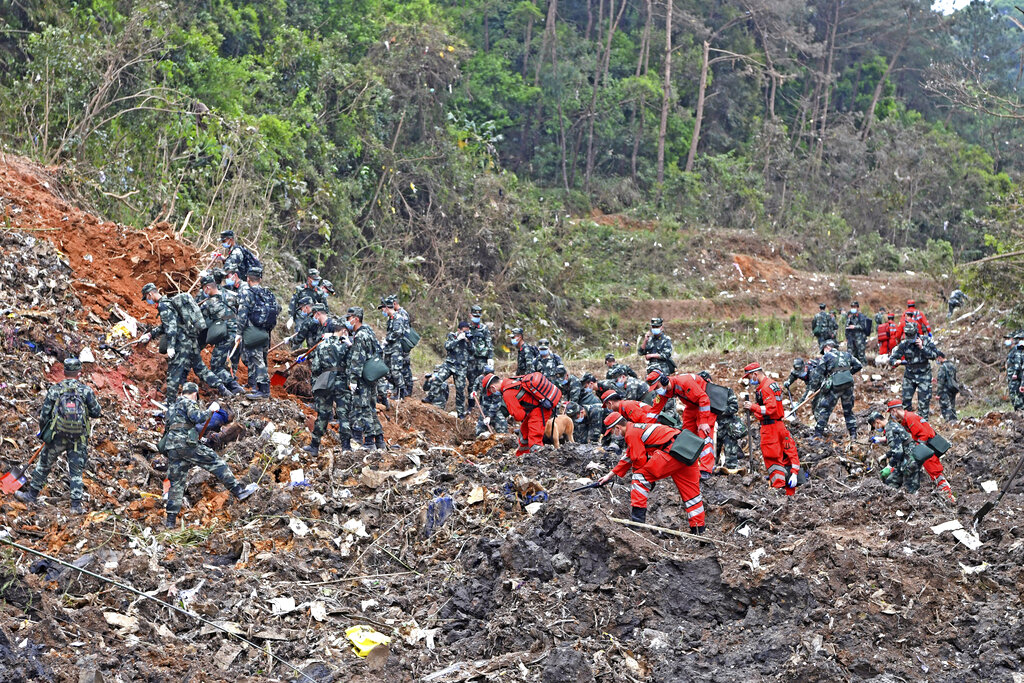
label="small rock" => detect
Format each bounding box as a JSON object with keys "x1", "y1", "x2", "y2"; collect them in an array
[{"x1": 551, "y1": 553, "x2": 572, "y2": 573}]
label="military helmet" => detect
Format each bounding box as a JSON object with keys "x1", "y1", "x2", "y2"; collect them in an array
[
  {"x1": 345, "y1": 306, "x2": 364, "y2": 320},
  {"x1": 312, "y1": 302, "x2": 328, "y2": 313},
  {"x1": 200, "y1": 274, "x2": 216, "y2": 288},
  {"x1": 650, "y1": 317, "x2": 664, "y2": 327},
  {"x1": 793, "y1": 357, "x2": 805, "y2": 371},
  {"x1": 182, "y1": 382, "x2": 199, "y2": 395},
  {"x1": 565, "y1": 401, "x2": 581, "y2": 418},
  {"x1": 219, "y1": 229, "x2": 234, "y2": 239},
  {"x1": 470, "y1": 305, "x2": 483, "y2": 314},
  {"x1": 141, "y1": 282, "x2": 158, "y2": 299},
  {"x1": 247, "y1": 266, "x2": 264, "y2": 279},
  {"x1": 866, "y1": 411, "x2": 884, "y2": 425},
  {"x1": 63, "y1": 358, "x2": 82, "y2": 374}
]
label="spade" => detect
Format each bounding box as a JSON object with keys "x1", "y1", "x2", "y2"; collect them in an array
[
  {"x1": 973, "y1": 452, "x2": 1024, "y2": 526},
  {"x1": 1, "y1": 445, "x2": 44, "y2": 494}
]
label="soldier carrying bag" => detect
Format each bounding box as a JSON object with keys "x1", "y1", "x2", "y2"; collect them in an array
[
  {"x1": 399, "y1": 328, "x2": 421, "y2": 353},
  {"x1": 830, "y1": 355, "x2": 855, "y2": 390}
]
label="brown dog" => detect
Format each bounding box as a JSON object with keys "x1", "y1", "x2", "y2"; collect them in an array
[{"x1": 544, "y1": 414, "x2": 575, "y2": 447}]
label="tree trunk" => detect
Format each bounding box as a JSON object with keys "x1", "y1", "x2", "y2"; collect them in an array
[
  {"x1": 534, "y1": 0, "x2": 557, "y2": 87},
  {"x1": 631, "y1": 0, "x2": 653, "y2": 180},
  {"x1": 684, "y1": 40, "x2": 710, "y2": 173},
  {"x1": 860, "y1": 41, "x2": 905, "y2": 141},
  {"x1": 584, "y1": 0, "x2": 627, "y2": 192},
  {"x1": 656, "y1": 0, "x2": 673, "y2": 188},
  {"x1": 522, "y1": 13, "x2": 534, "y2": 77},
  {"x1": 815, "y1": 0, "x2": 840, "y2": 166}
]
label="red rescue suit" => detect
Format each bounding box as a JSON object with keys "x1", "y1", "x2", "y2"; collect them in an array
[
  {"x1": 892, "y1": 308, "x2": 931, "y2": 345},
  {"x1": 616, "y1": 399, "x2": 659, "y2": 425},
  {"x1": 651, "y1": 373, "x2": 716, "y2": 473},
  {"x1": 899, "y1": 410, "x2": 951, "y2": 494},
  {"x1": 877, "y1": 321, "x2": 894, "y2": 355},
  {"x1": 611, "y1": 422, "x2": 704, "y2": 528},
  {"x1": 498, "y1": 377, "x2": 562, "y2": 456},
  {"x1": 748, "y1": 380, "x2": 800, "y2": 495}
]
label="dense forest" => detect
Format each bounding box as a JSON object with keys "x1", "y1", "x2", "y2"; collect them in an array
[{"x1": 1, "y1": 0, "x2": 1022, "y2": 325}]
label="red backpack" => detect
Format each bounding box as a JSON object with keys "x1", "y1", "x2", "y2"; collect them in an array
[{"x1": 513, "y1": 371, "x2": 562, "y2": 406}]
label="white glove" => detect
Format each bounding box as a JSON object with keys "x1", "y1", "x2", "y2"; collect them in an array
[
  {"x1": 209, "y1": 402, "x2": 221, "y2": 413},
  {"x1": 457, "y1": 332, "x2": 466, "y2": 341},
  {"x1": 166, "y1": 347, "x2": 175, "y2": 359},
  {"x1": 349, "y1": 383, "x2": 358, "y2": 392},
  {"x1": 483, "y1": 417, "x2": 491, "y2": 426},
  {"x1": 286, "y1": 318, "x2": 294, "y2": 330},
  {"x1": 487, "y1": 358, "x2": 495, "y2": 368},
  {"x1": 787, "y1": 472, "x2": 798, "y2": 488},
  {"x1": 234, "y1": 335, "x2": 242, "y2": 345},
  {"x1": 138, "y1": 332, "x2": 151, "y2": 344},
  {"x1": 343, "y1": 337, "x2": 353, "y2": 346}
]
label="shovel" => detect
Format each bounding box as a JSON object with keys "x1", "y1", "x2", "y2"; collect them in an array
[
  {"x1": 1, "y1": 444, "x2": 44, "y2": 494},
  {"x1": 270, "y1": 363, "x2": 290, "y2": 387},
  {"x1": 973, "y1": 451, "x2": 1024, "y2": 526},
  {"x1": 571, "y1": 480, "x2": 607, "y2": 493}
]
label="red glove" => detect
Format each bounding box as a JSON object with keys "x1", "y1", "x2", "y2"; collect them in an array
[{"x1": 697, "y1": 423, "x2": 712, "y2": 438}]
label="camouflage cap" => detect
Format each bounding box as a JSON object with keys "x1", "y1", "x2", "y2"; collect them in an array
[
  {"x1": 565, "y1": 401, "x2": 581, "y2": 418},
  {"x1": 554, "y1": 365, "x2": 567, "y2": 376},
  {"x1": 321, "y1": 280, "x2": 335, "y2": 294},
  {"x1": 608, "y1": 367, "x2": 627, "y2": 379},
  {"x1": 793, "y1": 357, "x2": 805, "y2": 370},
  {"x1": 297, "y1": 296, "x2": 313, "y2": 308},
  {"x1": 851, "y1": 301, "x2": 859, "y2": 307},
  {"x1": 819, "y1": 303, "x2": 826, "y2": 310},
  {"x1": 605, "y1": 353, "x2": 615, "y2": 362},
  {"x1": 650, "y1": 317, "x2": 664, "y2": 327},
  {"x1": 867, "y1": 411, "x2": 884, "y2": 425},
  {"x1": 346, "y1": 306, "x2": 364, "y2": 320},
  {"x1": 141, "y1": 282, "x2": 158, "y2": 299},
  {"x1": 1015, "y1": 331, "x2": 1024, "y2": 340},
  {"x1": 935, "y1": 350, "x2": 946, "y2": 359},
  {"x1": 247, "y1": 266, "x2": 263, "y2": 279},
  {"x1": 182, "y1": 382, "x2": 199, "y2": 395},
  {"x1": 511, "y1": 327, "x2": 524, "y2": 336},
  {"x1": 219, "y1": 229, "x2": 234, "y2": 239},
  {"x1": 470, "y1": 305, "x2": 483, "y2": 314},
  {"x1": 211, "y1": 269, "x2": 225, "y2": 284},
  {"x1": 903, "y1": 323, "x2": 917, "y2": 335},
  {"x1": 458, "y1": 321, "x2": 470, "y2": 330},
  {"x1": 538, "y1": 338, "x2": 550, "y2": 347},
  {"x1": 200, "y1": 274, "x2": 216, "y2": 287},
  {"x1": 580, "y1": 372, "x2": 597, "y2": 385},
  {"x1": 63, "y1": 358, "x2": 82, "y2": 373},
  {"x1": 307, "y1": 268, "x2": 320, "y2": 278},
  {"x1": 377, "y1": 295, "x2": 395, "y2": 309},
  {"x1": 821, "y1": 339, "x2": 837, "y2": 350},
  {"x1": 312, "y1": 302, "x2": 328, "y2": 313}
]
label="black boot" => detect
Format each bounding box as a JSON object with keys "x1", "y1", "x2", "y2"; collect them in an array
[
  {"x1": 630, "y1": 506, "x2": 647, "y2": 524},
  {"x1": 227, "y1": 380, "x2": 245, "y2": 395},
  {"x1": 339, "y1": 434, "x2": 352, "y2": 451},
  {"x1": 70, "y1": 500, "x2": 85, "y2": 515},
  {"x1": 14, "y1": 487, "x2": 38, "y2": 504},
  {"x1": 375, "y1": 434, "x2": 386, "y2": 450},
  {"x1": 247, "y1": 383, "x2": 270, "y2": 398},
  {"x1": 218, "y1": 383, "x2": 234, "y2": 398},
  {"x1": 363, "y1": 434, "x2": 378, "y2": 451},
  {"x1": 165, "y1": 513, "x2": 177, "y2": 529},
  {"x1": 302, "y1": 443, "x2": 320, "y2": 456},
  {"x1": 690, "y1": 525, "x2": 705, "y2": 536}
]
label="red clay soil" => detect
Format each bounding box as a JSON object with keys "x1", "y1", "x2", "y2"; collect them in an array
[{"x1": 0, "y1": 156, "x2": 200, "y2": 324}]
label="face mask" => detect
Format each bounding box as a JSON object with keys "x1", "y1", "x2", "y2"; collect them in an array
[
  {"x1": 749, "y1": 379, "x2": 759, "y2": 387},
  {"x1": 540, "y1": 349, "x2": 550, "y2": 356},
  {"x1": 471, "y1": 316, "x2": 481, "y2": 324},
  {"x1": 617, "y1": 377, "x2": 626, "y2": 387},
  {"x1": 1005, "y1": 339, "x2": 1014, "y2": 346},
  {"x1": 300, "y1": 311, "x2": 308, "y2": 318},
  {"x1": 382, "y1": 310, "x2": 388, "y2": 318},
  {"x1": 311, "y1": 279, "x2": 320, "y2": 286},
  {"x1": 655, "y1": 387, "x2": 667, "y2": 396},
  {"x1": 575, "y1": 417, "x2": 584, "y2": 424},
  {"x1": 344, "y1": 320, "x2": 354, "y2": 331},
  {"x1": 146, "y1": 297, "x2": 156, "y2": 305},
  {"x1": 651, "y1": 327, "x2": 662, "y2": 335},
  {"x1": 850, "y1": 309, "x2": 857, "y2": 315},
  {"x1": 221, "y1": 241, "x2": 231, "y2": 249}
]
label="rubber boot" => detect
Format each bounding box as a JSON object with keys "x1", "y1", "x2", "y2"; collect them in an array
[
  {"x1": 227, "y1": 380, "x2": 245, "y2": 395},
  {"x1": 630, "y1": 506, "x2": 647, "y2": 524},
  {"x1": 165, "y1": 513, "x2": 177, "y2": 529},
  {"x1": 351, "y1": 430, "x2": 363, "y2": 450},
  {"x1": 375, "y1": 434, "x2": 386, "y2": 450},
  {"x1": 339, "y1": 434, "x2": 352, "y2": 452},
  {"x1": 690, "y1": 525, "x2": 705, "y2": 536},
  {"x1": 70, "y1": 500, "x2": 85, "y2": 515},
  {"x1": 363, "y1": 434, "x2": 378, "y2": 451},
  {"x1": 247, "y1": 383, "x2": 270, "y2": 398},
  {"x1": 218, "y1": 383, "x2": 234, "y2": 398},
  {"x1": 14, "y1": 487, "x2": 38, "y2": 504},
  {"x1": 302, "y1": 443, "x2": 320, "y2": 456}
]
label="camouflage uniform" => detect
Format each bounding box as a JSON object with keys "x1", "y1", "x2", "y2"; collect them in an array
[
  {"x1": 423, "y1": 370, "x2": 450, "y2": 409},
  {"x1": 162, "y1": 395, "x2": 242, "y2": 519},
  {"x1": 637, "y1": 331, "x2": 674, "y2": 375},
  {"x1": 716, "y1": 389, "x2": 748, "y2": 469},
  {"x1": 614, "y1": 374, "x2": 649, "y2": 402},
  {"x1": 395, "y1": 306, "x2": 414, "y2": 393},
  {"x1": 200, "y1": 292, "x2": 237, "y2": 384},
  {"x1": 347, "y1": 322, "x2": 384, "y2": 440},
  {"x1": 889, "y1": 333, "x2": 938, "y2": 420},
  {"x1": 812, "y1": 347, "x2": 862, "y2": 436},
  {"x1": 579, "y1": 387, "x2": 602, "y2": 407},
  {"x1": 567, "y1": 403, "x2": 605, "y2": 444},
  {"x1": 1007, "y1": 342, "x2": 1024, "y2": 410},
  {"x1": 535, "y1": 350, "x2": 564, "y2": 381},
  {"x1": 467, "y1": 321, "x2": 504, "y2": 433},
  {"x1": 783, "y1": 358, "x2": 822, "y2": 414},
  {"x1": 812, "y1": 309, "x2": 838, "y2": 347},
  {"x1": 28, "y1": 377, "x2": 102, "y2": 504},
  {"x1": 935, "y1": 359, "x2": 959, "y2": 421},
  {"x1": 555, "y1": 371, "x2": 583, "y2": 405},
  {"x1": 290, "y1": 313, "x2": 326, "y2": 350},
  {"x1": 235, "y1": 284, "x2": 276, "y2": 390},
  {"x1": 289, "y1": 283, "x2": 328, "y2": 326},
  {"x1": 515, "y1": 342, "x2": 540, "y2": 376},
  {"x1": 947, "y1": 289, "x2": 967, "y2": 318},
  {"x1": 155, "y1": 295, "x2": 225, "y2": 403},
  {"x1": 309, "y1": 334, "x2": 351, "y2": 449},
  {"x1": 383, "y1": 310, "x2": 410, "y2": 398},
  {"x1": 605, "y1": 363, "x2": 637, "y2": 380},
  {"x1": 842, "y1": 308, "x2": 872, "y2": 364},
  {"x1": 435, "y1": 332, "x2": 469, "y2": 417},
  {"x1": 222, "y1": 281, "x2": 247, "y2": 378},
  {"x1": 221, "y1": 243, "x2": 260, "y2": 281},
  {"x1": 880, "y1": 418, "x2": 919, "y2": 492}
]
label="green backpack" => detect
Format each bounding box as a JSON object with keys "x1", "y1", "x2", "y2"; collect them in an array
[{"x1": 170, "y1": 292, "x2": 207, "y2": 337}]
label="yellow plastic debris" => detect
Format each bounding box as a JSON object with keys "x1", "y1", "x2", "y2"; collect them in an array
[
  {"x1": 345, "y1": 625, "x2": 391, "y2": 658},
  {"x1": 107, "y1": 320, "x2": 137, "y2": 341}
]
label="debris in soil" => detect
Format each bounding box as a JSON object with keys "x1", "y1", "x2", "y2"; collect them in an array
[{"x1": 0, "y1": 153, "x2": 1022, "y2": 682}]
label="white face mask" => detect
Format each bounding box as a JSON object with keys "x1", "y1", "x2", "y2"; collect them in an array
[
  {"x1": 655, "y1": 387, "x2": 667, "y2": 396},
  {"x1": 850, "y1": 309, "x2": 857, "y2": 315},
  {"x1": 540, "y1": 348, "x2": 550, "y2": 356},
  {"x1": 1007, "y1": 339, "x2": 1015, "y2": 346},
  {"x1": 651, "y1": 327, "x2": 662, "y2": 335},
  {"x1": 616, "y1": 377, "x2": 626, "y2": 387}
]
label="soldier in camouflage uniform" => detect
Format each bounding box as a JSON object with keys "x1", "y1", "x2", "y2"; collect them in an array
[
  {"x1": 867, "y1": 411, "x2": 917, "y2": 491},
  {"x1": 15, "y1": 358, "x2": 102, "y2": 513},
  {"x1": 604, "y1": 354, "x2": 637, "y2": 380},
  {"x1": 783, "y1": 356, "x2": 822, "y2": 418},
  {"x1": 422, "y1": 366, "x2": 450, "y2": 409},
  {"x1": 379, "y1": 295, "x2": 410, "y2": 399},
  {"x1": 811, "y1": 303, "x2": 837, "y2": 348},
  {"x1": 564, "y1": 401, "x2": 604, "y2": 444},
  {"x1": 288, "y1": 298, "x2": 320, "y2": 350},
  {"x1": 344, "y1": 306, "x2": 385, "y2": 450},
  {"x1": 434, "y1": 323, "x2": 470, "y2": 418},
  {"x1": 935, "y1": 352, "x2": 960, "y2": 422},
  {"x1": 218, "y1": 229, "x2": 261, "y2": 282},
  {"x1": 220, "y1": 268, "x2": 248, "y2": 381},
  {"x1": 303, "y1": 330, "x2": 352, "y2": 454},
  {"x1": 712, "y1": 376, "x2": 748, "y2": 472},
  {"x1": 161, "y1": 383, "x2": 257, "y2": 527},
  {"x1": 553, "y1": 365, "x2": 582, "y2": 404},
  {"x1": 946, "y1": 289, "x2": 968, "y2": 319},
  {"x1": 637, "y1": 318, "x2": 674, "y2": 375},
  {"x1": 842, "y1": 301, "x2": 872, "y2": 364},
  {"x1": 811, "y1": 339, "x2": 863, "y2": 439},
  {"x1": 874, "y1": 308, "x2": 887, "y2": 327},
  {"x1": 579, "y1": 373, "x2": 602, "y2": 406},
  {"x1": 234, "y1": 267, "x2": 279, "y2": 398},
  {"x1": 140, "y1": 283, "x2": 231, "y2": 403},
  {"x1": 889, "y1": 323, "x2": 938, "y2": 420},
  {"x1": 466, "y1": 306, "x2": 505, "y2": 434},
  {"x1": 509, "y1": 327, "x2": 539, "y2": 376},
  {"x1": 288, "y1": 268, "x2": 328, "y2": 330},
  {"x1": 389, "y1": 296, "x2": 414, "y2": 395},
  {"x1": 610, "y1": 368, "x2": 649, "y2": 401},
  {"x1": 534, "y1": 338, "x2": 563, "y2": 380},
  {"x1": 198, "y1": 275, "x2": 245, "y2": 394},
  {"x1": 1007, "y1": 333, "x2": 1024, "y2": 411}
]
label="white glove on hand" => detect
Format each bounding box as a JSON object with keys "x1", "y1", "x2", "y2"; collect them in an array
[
  {"x1": 209, "y1": 402, "x2": 221, "y2": 413},
  {"x1": 286, "y1": 318, "x2": 294, "y2": 331},
  {"x1": 138, "y1": 332, "x2": 151, "y2": 344},
  {"x1": 788, "y1": 472, "x2": 798, "y2": 488},
  {"x1": 349, "y1": 383, "x2": 358, "y2": 393},
  {"x1": 487, "y1": 358, "x2": 495, "y2": 368},
  {"x1": 483, "y1": 417, "x2": 491, "y2": 426},
  {"x1": 457, "y1": 332, "x2": 466, "y2": 341},
  {"x1": 166, "y1": 347, "x2": 176, "y2": 359},
  {"x1": 234, "y1": 335, "x2": 242, "y2": 345}
]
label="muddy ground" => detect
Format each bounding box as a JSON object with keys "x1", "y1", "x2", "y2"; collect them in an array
[{"x1": 0, "y1": 155, "x2": 1022, "y2": 682}]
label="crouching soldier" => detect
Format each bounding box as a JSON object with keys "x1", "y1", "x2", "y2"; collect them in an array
[
  {"x1": 885, "y1": 399, "x2": 955, "y2": 502},
  {"x1": 564, "y1": 401, "x2": 604, "y2": 444},
  {"x1": 422, "y1": 366, "x2": 450, "y2": 409},
  {"x1": 16, "y1": 358, "x2": 102, "y2": 514},
  {"x1": 161, "y1": 382, "x2": 258, "y2": 527},
  {"x1": 867, "y1": 410, "x2": 913, "y2": 490}
]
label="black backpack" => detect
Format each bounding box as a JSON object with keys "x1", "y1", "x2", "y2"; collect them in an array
[{"x1": 248, "y1": 287, "x2": 281, "y2": 331}]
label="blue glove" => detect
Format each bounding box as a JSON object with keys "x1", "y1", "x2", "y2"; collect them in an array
[{"x1": 540, "y1": 399, "x2": 552, "y2": 410}]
